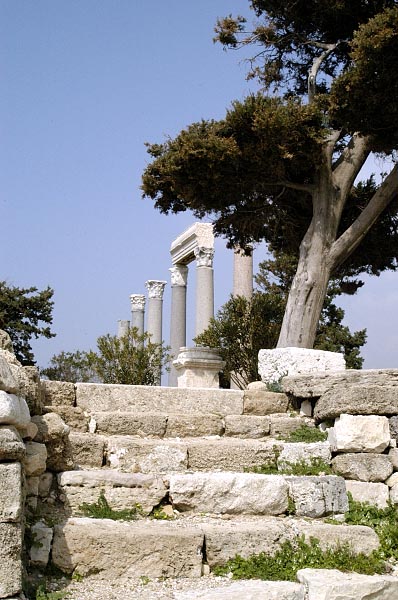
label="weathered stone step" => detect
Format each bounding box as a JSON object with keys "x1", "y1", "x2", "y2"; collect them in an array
[{"x1": 51, "y1": 516, "x2": 380, "y2": 580}]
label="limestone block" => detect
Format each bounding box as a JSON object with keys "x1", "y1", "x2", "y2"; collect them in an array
[
  {"x1": 300, "y1": 400, "x2": 312, "y2": 417},
  {"x1": 75, "y1": 383, "x2": 244, "y2": 415},
  {"x1": 0, "y1": 391, "x2": 30, "y2": 429},
  {"x1": 29, "y1": 521, "x2": 53, "y2": 567},
  {"x1": 20, "y1": 420, "x2": 39, "y2": 440},
  {"x1": 25, "y1": 476, "x2": 39, "y2": 497},
  {"x1": 23, "y1": 441, "x2": 47, "y2": 476},
  {"x1": 43, "y1": 405, "x2": 89, "y2": 432},
  {"x1": 277, "y1": 442, "x2": 331, "y2": 468},
  {"x1": 68, "y1": 432, "x2": 105, "y2": 468},
  {"x1": 166, "y1": 414, "x2": 224, "y2": 437},
  {"x1": 270, "y1": 415, "x2": 314, "y2": 437},
  {"x1": 0, "y1": 522, "x2": 22, "y2": 598},
  {"x1": 332, "y1": 453, "x2": 393, "y2": 482},
  {"x1": 328, "y1": 414, "x2": 390, "y2": 453},
  {"x1": 295, "y1": 521, "x2": 379, "y2": 554},
  {"x1": 386, "y1": 472, "x2": 398, "y2": 487},
  {"x1": 176, "y1": 581, "x2": 305, "y2": 600},
  {"x1": 243, "y1": 390, "x2": 289, "y2": 415},
  {"x1": 247, "y1": 381, "x2": 268, "y2": 390},
  {"x1": 258, "y1": 347, "x2": 345, "y2": 384},
  {"x1": 41, "y1": 380, "x2": 76, "y2": 407},
  {"x1": 0, "y1": 426, "x2": 25, "y2": 460},
  {"x1": 31, "y1": 412, "x2": 70, "y2": 443},
  {"x1": 315, "y1": 383, "x2": 398, "y2": 421},
  {"x1": 92, "y1": 411, "x2": 167, "y2": 437},
  {"x1": 106, "y1": 437, "x2": 188, "y2": 473},
  {"x1": 38, "y1": 472, "x2": 53, "y2": 498},
  {"x1": 0, "y1": 330, "x2": 13, "y2": 352},
  {"x1": 224, "y1": 415, "x2": 270, "y2": 438},
  {"x1": 0, "y1": 463, "x2": 22, "y2": 522},
  {"x1": 286, "y1": 476, "x2": 348, "y2": 518},
  {"x1": 390, "y1": 484, "x2": 398, "y2": 504},
  {"x1": 345, "y1": 480, "x2": 389, "y2": 508},
  {"x1": 58, "y1": 470, "x2": 168, "y2": 515},
  {"x1": 12, "y1": 365, "x2": 43, "y2": 416},
  {"x1": 0, "y1": 354, "x2": 18, "y2": 394},
  {"x1": 186, "y1": 439, "x2": 277, "y2": 472},
  {"x1": 388, "y1": 447, "x2": 398, "y2": 469},
  {"x1": 45, "y1": 437, "x2": 74, "y2": 472},
  {"x1": 389, "y1": 415, "x2": 398, "y2": 442},
  {"x1": 52, "y1": 517, "x2": 204, "y2": 578},
  {"x1": 297, "y1": 568, "x2": 398, "y2": 600},
  {"x1": 170, "y1": 473, "x2": 289, "y2": 515}
]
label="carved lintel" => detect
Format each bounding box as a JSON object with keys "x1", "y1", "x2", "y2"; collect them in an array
[
  {"x1": 169, "y1": 265, "x2": 188, "y2": 287},
  {"x1": 130, "y1": 294, "x2": 146, "y2": 311},
  {"x1": 145, "y1": 280, "x2": 167, "y2": 300},
  {"x1": 194, "y1": 246, "x2": 214, "y2": 268}
]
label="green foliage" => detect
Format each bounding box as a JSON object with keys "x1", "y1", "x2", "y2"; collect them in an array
[
  {"x1": 212, "y1": 536, "x2": 385, "y2": 580},
  {"x1": 0, "y1": 281, "x2": 55, "y2": 365},
  {"x1": 284, "y1": 425, "x2": 327, "y2": 443},
  {"x1": 35, "y1": 585, "x2": 69, "y2": 600},
  {"x1": 345, "y1": 493, "x2": 398, "y2": 560},
  {"x1": 79, "y1": 490, "x2": 143, "y2": 521},
  {"x1": 41, "y1": 350, "x2": 96, "y2": 383},
  {"x1": 247, "y1": 457, "x2": 332, "y2": 476},
  {"x1": 88, "y1": 328, "x2": 170, "y2": 385}
]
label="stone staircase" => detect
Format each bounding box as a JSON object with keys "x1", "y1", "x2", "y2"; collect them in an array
[{"x1": 28, "y1": 380, "x2": 395, "y2": 598}]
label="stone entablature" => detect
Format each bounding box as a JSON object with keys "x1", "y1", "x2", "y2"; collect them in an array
[{"x1": 170, "y1": 223, "x2": 214, "y2": 265}]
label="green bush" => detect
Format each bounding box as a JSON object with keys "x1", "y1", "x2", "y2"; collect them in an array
[{"x1": 284, "y1": 425, "x2": 328, "y2": 443}]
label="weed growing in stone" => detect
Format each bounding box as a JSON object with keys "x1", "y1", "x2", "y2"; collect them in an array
[
  {"x1": 212, "y1": 536, "x2": 385, "y2": 581},
  {"x1": 79, "y1": 490, "x2": 143, "y2": 521},
  {"x1": 246, "y1": 457, "x2": 332, "y2": 476},
  {"x1": 35, "y1": 585, "x2": 69, "y2": 600},
  {"x1": 284, "y1": 425, "x2": 327, "y2": 443}
]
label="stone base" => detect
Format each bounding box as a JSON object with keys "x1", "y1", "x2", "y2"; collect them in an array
[
  {"x1": 173, "y1": 347, "x2": 225, "y2": 389},
  {"x1": 258, "y1": 348, "x2": 345, "y2": 384}
]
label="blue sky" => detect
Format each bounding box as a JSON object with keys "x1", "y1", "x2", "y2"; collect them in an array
[{"x1": 1, "y1": 1, "x2": 397, "y2": 370}]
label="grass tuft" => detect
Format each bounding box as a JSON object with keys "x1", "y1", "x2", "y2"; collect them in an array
[{"x1": 79, "y1": 490, "x2": 143, "y2": 521}]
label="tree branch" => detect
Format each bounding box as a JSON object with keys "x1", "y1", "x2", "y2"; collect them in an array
[
  {"x1": 308, "y1": 43, "x2": 338, "y2": 103},
  {"x1": 332, "y1": 134, "x2": 371, "y2": 198},
  {"x1": 328, "y1": 164, "x2": 398, "y2": 270}
]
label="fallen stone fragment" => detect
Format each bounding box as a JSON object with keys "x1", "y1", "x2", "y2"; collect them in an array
[
  {"x1": 297, "y1": 568, "x2": 398, "y2": 600},
  {"x1": 328, "y1": 414, "x2": 390, "y2": 453}
]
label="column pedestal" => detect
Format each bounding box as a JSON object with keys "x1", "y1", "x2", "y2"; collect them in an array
[{"x1": 173, "y1": 346, "x2": 225, "y2": 389}]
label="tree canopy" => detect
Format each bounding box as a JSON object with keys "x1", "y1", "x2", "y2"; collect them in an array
[
  {"x1": 142, "y1": 1, "x2": 398, "y2": 348},
  {"x1": 0, "y1": 281, "x2": 55, "y2": 365}
]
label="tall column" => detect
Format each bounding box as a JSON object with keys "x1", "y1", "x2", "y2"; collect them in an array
[
  {"x1": 145, "y1": 281, "x2": 167, "y2": 345},
  {"x1": 130, "y1": 294, "x2": 146, "y2": 346},
  {"x1": 168, "y1": 265, "x2": 188, "y2": 387},
  {"x1": 117, "y1": 320, "x2": 130, "y2": 338},
  {"x1": 194, "y1": 246, "x2": 215, "y2": 337},
  {"x1": 233, "y1": 246, "x2": 253, "y2": 300}
]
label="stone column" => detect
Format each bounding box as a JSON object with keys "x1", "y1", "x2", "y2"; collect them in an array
[
  {"x1": 233, "y1": 246, "x2": 253, "y2": 300},
  {"x1": 130, "y1": 294, "x2": 146, "y2": 345},
  {"x1": 145, "y1": 281, "x2": 167, "y2": 345},
  {"x1": 168, "y1": 265, "x2": 188, "y2": 387},
  {"x1": 117, "y1": 320, "x2": 130, "y2": 338},
  {"x1": 194, "y1": 246, "x2": 215, "y2": 337}
]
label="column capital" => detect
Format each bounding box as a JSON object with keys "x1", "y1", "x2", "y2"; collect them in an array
[
  {"x1": 194, "y1": 246, "x2": 214, "y2": 268},
  {"x1": 169, "y1": 265, "x2": 188, "y2": 287},
  {"x1": 145, "y1": 280, "x2": 167, "y2": 299},
  {"x1": 130, "y1": 294, "x2": 146, "y2": 311}
]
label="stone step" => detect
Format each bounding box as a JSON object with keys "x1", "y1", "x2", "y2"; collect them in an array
[{"x1": 51, "y1": 516, "x2": 380, "y2": 580}]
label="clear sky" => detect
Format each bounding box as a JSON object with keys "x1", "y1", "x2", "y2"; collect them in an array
[{"x1": 1, "y1": 1, "x2": 397, "y2": 370}]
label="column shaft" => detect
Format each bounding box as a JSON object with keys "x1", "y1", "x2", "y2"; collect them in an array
[
  {"x1": 233, "y1": 246, "x2": 253, "y2": 300},
  {"x1": 130, "y1": 294, "x2": 146, "y2": 347},
  {"x1": 168, "y1": 265, "x2": 188, "y2": 387},
  {"x1": 145, "y1": 280, "x2": 167, "y2": 385},
  {"x1": 194, "y1": 247, "x2": 215, "y2": 337}
]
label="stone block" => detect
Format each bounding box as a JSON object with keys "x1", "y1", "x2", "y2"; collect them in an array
[
  {"x1": 0, "y1": 391, "x2": 30, "y2": 429},
  {"x1": 38, "y1": 472, "x2": 53, "y2": 497},
  {"x1": 166, "y1": 414, "x2": 224, "y2": 437},
  {"x1": 297, "y1": 568, "x2": 398, "y2": 600},
  {"x1": 29, "y1": 521, "x2": 53, "y2": 567},
  {"x1": 332, "y1": 453, "x2": 393, "y2": 482},
  {"x1": 328, "y1": 414, "x2": 390, "y2": 453},
  {"x1": 106, "y1": 437, "x2": 188, "y2": 473},
  {"x1": 31, "y1": 412, "x2": 70, "y2": 443},
  {"x1": 277, "y1": 442, "x2": 331, "y2": 468},
  {"x1": 45, "y1": 437, "x2": 74, "y2": 472},
  {"x1": 20, "y1": 420, "x2": 39, "y2": 440},
  {"x1": 16, "y1": 365, "x2": 43, "y2": 415},
  {"x1": 92, "y1": 411, "x2": 167, "y2": 437},
  {"x1": 286, "y1": 475, "x2": 348, "y2": 518},
  {"x1": 386, "y1": 472, "x2": 398, "y2": 487},
  {"x1": 0, "y1": 426, "x2": 25, "y2": 460},
  {"x1": 270, "y1": 415, "x2": 314, "y2": 438},
  {"x1": 68, "y1": 432, "x2": 105, "y2": 468},
  {"x1": 41, "y1": 380, "x2": 76, "y2": 406},
  {"x1": 243, "y1": 390, "x2": 289, "y2": 415},
  {"x1": 224, "y1": 415, "x2": 270, "y2": 438},
  {"x1": 0, "y1": 331, "x2": 13, "y2": 352},
  {"x1": 390, "y1": 484, "x2": 398, "y2": 504},
  {"x1": 0, "y1": 463, "x2": 22, "y2": 522},
  {"x1": 300, "y1": 400, "x2": 313, "y2": 417},
  {"x1": 25, "y1": 476, "x2": 39, "y2": 498},
  {"x1": 52, "y1": 517, "x2": 204, "y2": 578},
  {"x1": 388, "y1": 447, "x2": 398, "y2": 469},
  {"x1": 43, "y1": 405, "x2": 89, "y2": 432},
  {"x1": 75, "y1": 383, "x2": 243, "y2": 415},
  {"x1": 314, "y1": 382, "x2": 398, "y2": 421},
  {"x1": 0, "y1": 355, "x2": 18, "y2": 394},
  {"x1": 345, "y1": 480, "x2": 389, "y2": 508},
  {"x1": 23, "y1": 442, "x2": 47, "y2": 476},
  {"x1": 174, "y1": 347, "x2": 225, "y2": 389},
  {"x1": 389, "y1": 415, "x2": 398, "y2": 442},
  {"x1": 186, "y1": 439, "x2": 277, "y2": 472},
  {"x1": 170, "y1": 473, "x2": 289, "y2": 515},
  {"x1": 58, "y1": 470, "x2": 168, "y2": 515},
  {"x1": 258, "y1": 348, "x2": 345, "y2": 384},
  {"x1": 0, "y1": 522, "x2": 22, "y2": 598},
  {"x1": 176, "y1": 581, "x2": 305, "y2": 600},
  {"x1": 295, "y1": 521, "x2": 379, "y2": 554}
]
